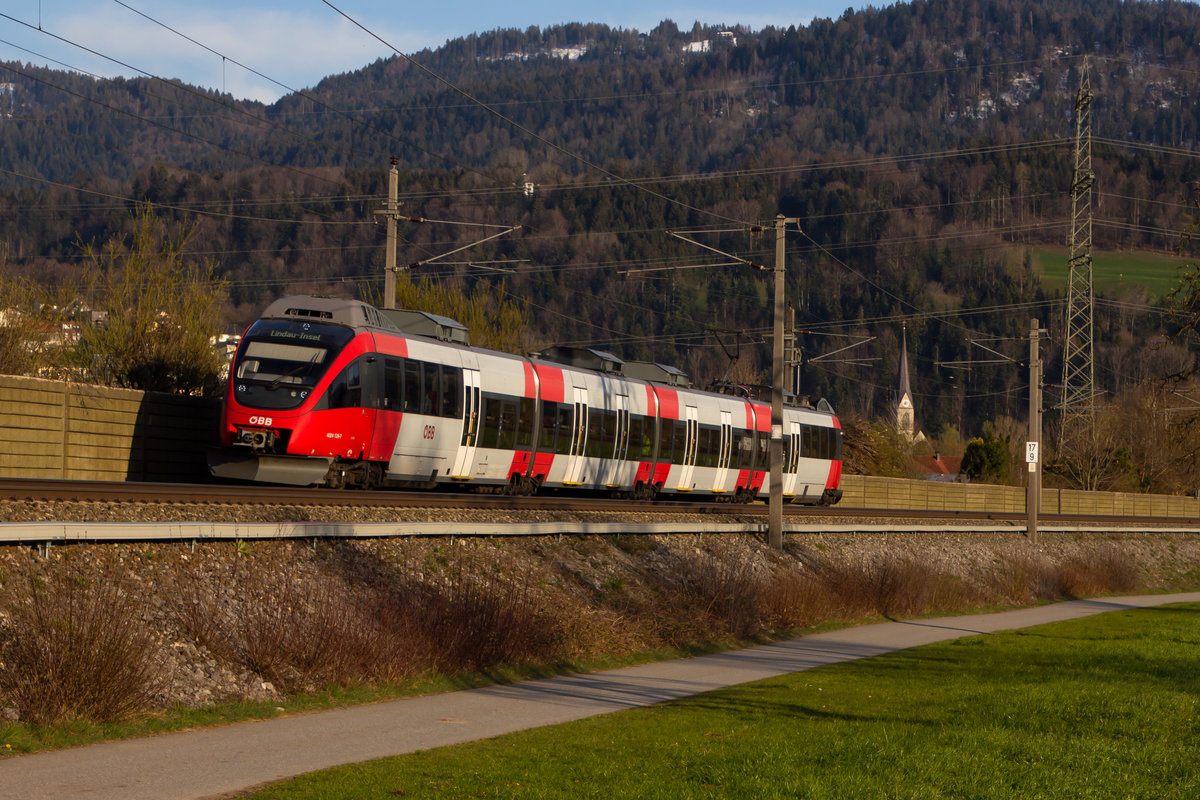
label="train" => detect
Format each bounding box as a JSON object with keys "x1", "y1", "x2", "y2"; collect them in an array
[{"x1": 208, "y1": 295, "x2": 844, "y2": 505}]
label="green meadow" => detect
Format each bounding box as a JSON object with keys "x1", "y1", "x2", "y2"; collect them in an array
[
  {"x1": 1032, "y1": 246, "x2": 1188, "y2": 300},
  {"x1": 243, "y1": 603, "x2": 1200, "y2": 800}
]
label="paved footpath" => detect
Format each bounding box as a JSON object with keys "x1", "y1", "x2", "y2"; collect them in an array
[{"x1": 4, "y1": 592, "x2": 1199, "y2": 800}]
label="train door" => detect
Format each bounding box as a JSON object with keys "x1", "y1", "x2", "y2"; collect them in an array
[
  {"x1": 601, "y1": 394, "x2": 629, "y2": 488},
  {"x1": 562, "y1": 386, "x2": 589, "y2": 485},
  {"x1": 712, "y1": 409, "x2": 733, "y2": 493},
  {"x1": 782, "y1": 419, "x2": 802, "y2": 497},
  {"x1": 450, "y1": 368, "x2": 482, "y2": 480},
  {"x1": 676, "y1": 405, "x2": 699, "y2": 491}
]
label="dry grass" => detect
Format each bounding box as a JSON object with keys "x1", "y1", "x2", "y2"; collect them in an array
[
  {"x1": 0, "y1": 533, "x2": 1177, "y2": 727},
  {"x1": 167, "y1": 546, "x2": 571, "y2": 692}
]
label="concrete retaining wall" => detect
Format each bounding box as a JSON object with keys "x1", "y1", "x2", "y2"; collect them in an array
[
  {"x1": 839, "y1": 474, "x2": 1200, "y2": 519},
  {"x1": 0, "y1": 375, "x2": 218, "y2": 482}
]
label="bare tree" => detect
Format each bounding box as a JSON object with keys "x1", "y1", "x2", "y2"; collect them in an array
[{"x1": 74, "y1": 207, "x2": 226, "y2": 394}]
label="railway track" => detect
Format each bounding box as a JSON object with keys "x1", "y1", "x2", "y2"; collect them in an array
[{"x1": 2, "y1": 477, "x2": 1198, "y2": 530}]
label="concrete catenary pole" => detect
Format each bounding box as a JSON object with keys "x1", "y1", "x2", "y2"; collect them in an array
[
  {"x1": 384, "y1": 157, "x2": 399, "y2": 309},
  {"x1": 1027, "y1": 318, "x2": 1042, "y2": 544},
  {"x1": 769, "y1": 215, "x2": 787, "y2": 549}
]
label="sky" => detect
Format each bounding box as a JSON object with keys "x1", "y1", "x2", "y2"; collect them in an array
[{"x1": 1, "y1": 0, "x2": 863, "y2": 103}]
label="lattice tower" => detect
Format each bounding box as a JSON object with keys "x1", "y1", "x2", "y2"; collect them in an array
[{"x1": 1060, "y1": 57, "x2": 1096, "y2": 448}]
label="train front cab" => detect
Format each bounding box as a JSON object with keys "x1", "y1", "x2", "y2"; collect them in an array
[{"x1": 210, "y1": 316, "x2": 383, "y2": 487}]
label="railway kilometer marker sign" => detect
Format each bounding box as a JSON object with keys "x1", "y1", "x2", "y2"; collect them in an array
[{"x1": 1026, "y1": 441, "x2": 1039, "y2": 469}]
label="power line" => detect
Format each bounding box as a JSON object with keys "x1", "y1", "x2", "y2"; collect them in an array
[
  {"x1": 319, "y1": 0, "x2": 754, "y2": 229},
  {"x1": 0, "y1": 165, "x2": 370, "y2": 227}
]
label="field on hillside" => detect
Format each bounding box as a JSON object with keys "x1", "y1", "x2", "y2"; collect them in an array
[{"x1": 1032, "y1": 246, "x2": 1188, "y2": 300}]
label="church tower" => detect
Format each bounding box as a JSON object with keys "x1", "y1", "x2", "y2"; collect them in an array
[{"x1": 896, "y1": 325, "x2": 916, "y2": 441}]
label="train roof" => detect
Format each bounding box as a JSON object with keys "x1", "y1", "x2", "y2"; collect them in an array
[
  {"x1": 260, "y1": 296, "x2": 468, "y2": 344},
  {"x1": 380, "y1": 308, "x2": 469, "y2": 345},
  {"x1": 537, "y1": 345, "x2": 624, "y2": 373},
  {"x1": 622, "y1": 361, "x2": 691, "y2": 388}
]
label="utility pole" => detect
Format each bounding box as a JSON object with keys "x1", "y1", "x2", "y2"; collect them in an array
[
  {"x1": 1027, "y1": 318, "x2": 1043, "y2": 544},
  {"x1": 668, "y1": 216, "x2": 795, "y2": 549},
  {"x1": 769, "y1": 215, "x2": 792, "y2": 550},
  {"x1": 382, "y1": 157, "x2": 399, "y2": 309},
  {"x1": 375, "y1": 158, "x2": 518, "y2": 308}
]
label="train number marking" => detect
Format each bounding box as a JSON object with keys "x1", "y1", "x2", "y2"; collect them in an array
[
  {"x1": 248, "y1": 416, "x2": 273, "y2": 426},
  {"x1": 423, "y1": 425, "x2": 436, "y2": 440}
]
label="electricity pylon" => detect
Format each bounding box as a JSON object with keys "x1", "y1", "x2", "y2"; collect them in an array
[{"x1": 1060, "y1": 56, "x2": 1096, "y2": 451}]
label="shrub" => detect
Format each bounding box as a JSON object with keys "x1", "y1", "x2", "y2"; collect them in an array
[
  {"x1": 170, "y1": 558, "x2": 423, "y2": 694},
  {"x1": 414, "y1": 550, "x2": 568, "y2": 673},
  {"x1": 658, "y1": 548, "x2": 766, "y2": 642},
  {"x1": 758, "y1": 567, "x2": 840, "y2": 631},
  {"x1": 0, "y1": 567, "x2": 159, "y2": 725}
]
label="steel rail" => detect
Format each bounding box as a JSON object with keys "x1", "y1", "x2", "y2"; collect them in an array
[{"x1": 2, "y1": 478, "x2": 1198, "y2": 537}]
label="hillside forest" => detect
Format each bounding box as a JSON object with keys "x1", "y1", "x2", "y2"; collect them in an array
[{"x1": 3, "y1": 0, "x2": 1200, "y2": 491}]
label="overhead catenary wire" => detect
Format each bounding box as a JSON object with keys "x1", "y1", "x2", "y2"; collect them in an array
[{"x1": 2, "y1": 16, "x2": 1200, "y2": 371}]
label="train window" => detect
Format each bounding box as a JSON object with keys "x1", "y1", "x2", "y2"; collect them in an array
[
  {"x1": 555, "y1": 403, "x2": 574, "y2": 455},
  {"x1": 600, "y1": 411, "x2": 610, "y2": 455},
  {"x1": 641, "y1": 416, "x2": 658, "y2": 460},
  {"x1": 736, "y1": 431, "x2": 754, "y2": 470},
  {"x1": 627, "y1": 415, "x2": 644, "y2": 460},
  {"x1": 672, "y1": 420, "x2": 688, "y2": 465},
  {"x1": 383, "y1": 358, "x2": 403, "y2": 411},
  {"x1": 403, "y1": 360, "x2": 421, "y2": 412},
  {"x1": 539, "y1": 401, "x2": 559, "y2": 451},
  {"x1": 480, "y1": 393, "x2": 501, "y2": 449},
  {"x1": 799, "y1": 425, "x2": 837, "y2": 460},
  {"x1": 327, "y1": 360, "x2": 362, "y2": 409},
  {"x1": 498, "y1": 398, "x2": 518, "y2": 450},
  {"x1": 441, "y1": 366, "x2": 462, "y2": 419},
  {"x1": 237, "y1": 341, "x2": 328, "y2": 383},
  {"x1": 586, "y1": 408, "x2": 603, "y2": 458},
  {"x1": 658, "y1": 418, "x2": 675, "y2": 463},
  {"x1": 799, "y1": 425, "x2": 815, "y2": 459},
  {"x1": 696, "y1": 426, "x2": 711, "y2": 468},
  {"x1": 516, "y1": 398, "x2": 535, "y2": 449},
  {"x1": 421, "y1": 362, "x2": 440, "y2": 415},
  {"x1": 601, "y1": 410, "x2": 617, "y2": 456}
]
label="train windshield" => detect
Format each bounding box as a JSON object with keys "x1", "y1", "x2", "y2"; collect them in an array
[{"x1": 231, "y1": 320, "x2": 354, "y2": 410}]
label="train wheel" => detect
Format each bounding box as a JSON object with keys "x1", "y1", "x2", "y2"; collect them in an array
[
  {"x1": 364, "y1": 462, "x2": 384, "y2": 489},
  {"x1": 633, "y1": 482, "x2": 658, "y2": 501},
  {"x1": 324, "y1": 461, "x2": 348, "y2": 489}
]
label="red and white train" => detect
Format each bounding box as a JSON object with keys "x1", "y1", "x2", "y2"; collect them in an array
[{"x1": 209, "y1": 295, "x2": 843, "y2": 505}]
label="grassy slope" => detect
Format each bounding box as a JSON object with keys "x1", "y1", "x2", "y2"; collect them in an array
[
  {"x1": 1032, "y1": 246, "x2": 1187, "y2": 300},
  {"x1": 243, "y1": 603, "x2": 1200, "y2": 800}
]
